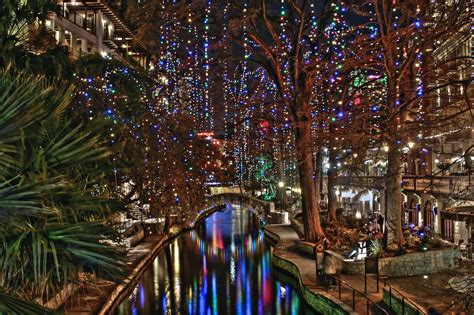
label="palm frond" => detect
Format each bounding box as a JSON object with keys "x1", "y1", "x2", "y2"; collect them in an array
[{"x1": 0, "y1": 291, "x2": 54, "y2": 315}]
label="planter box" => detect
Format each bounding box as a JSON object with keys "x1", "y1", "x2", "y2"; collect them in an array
[
  {"x1": 325, "y1": 248, "x2": 459, "y2": 277},
  {"x1": 325, "y1": 250, "x2": 365, "y2": 275},
  {"x1": 378, "y1": 248, "x2": 459, "y2": 277}
]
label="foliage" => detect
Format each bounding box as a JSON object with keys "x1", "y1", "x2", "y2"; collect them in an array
[
  {"x1": 0, "y1": 290, "x2": 54, "y2": 315},
  {"x1": 252, "y1": 155, "x2": 276, "y2": 201},
  {"x1": 0, "y1": 71, "x2": 125, "y2": 307},
  {"x1": 428, "y1": 234, "x2": 445, "y2": 249},
  {"x1": 71, "y1": 55, "x2": 222, "y2": 226},
  {"x1": 405, "y1": 234, "x2": 422, "y2": 249},
  {"x1": 368, "y1": 239, "x2": 384, "y2": 257}
]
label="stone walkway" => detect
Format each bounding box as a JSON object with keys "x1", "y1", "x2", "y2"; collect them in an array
[{"x1": 265, "y1": 224, "x2": 390, "y2": 315}]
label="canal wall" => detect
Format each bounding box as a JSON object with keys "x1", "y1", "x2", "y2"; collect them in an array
[
  {"x1": 96, "y1": 204, "x2": 226, "y2": 315},
  {"x1": 264, "y1": 227, "x2": 357, "y2": 315},
  {"x1": 382, "y1": 288, "x2": 424, "y2": 315}
]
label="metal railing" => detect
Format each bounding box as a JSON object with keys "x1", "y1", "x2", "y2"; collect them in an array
[
  {"x1": 382, "y1": 279, "x2": 424, "y2": 315},
  {"x1": 323, "y1": 274, "x2": 389, "y2": 315}
]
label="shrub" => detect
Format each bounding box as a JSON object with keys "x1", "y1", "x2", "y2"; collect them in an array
[
  {"x1": 405, "y1": 234, "x2": 421, "y2": 248},
  {"x1": 368, "y1": 239, "x2": 384, "y2": 257},
  {"x1": 429, "y1": 235, "x2": 444, "y2": 249}
]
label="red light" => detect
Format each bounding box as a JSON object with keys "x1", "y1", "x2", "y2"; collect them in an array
[{"x1": 197, "y1": 132, "x2": 214, "y2": 138}]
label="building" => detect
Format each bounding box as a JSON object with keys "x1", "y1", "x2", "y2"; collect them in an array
[
  {"x1": 332, "y1": 27, "x2": 473, "y2": 246},
  {"x1": 46, "y1": 0, "x2": 147, "y2": 68}
]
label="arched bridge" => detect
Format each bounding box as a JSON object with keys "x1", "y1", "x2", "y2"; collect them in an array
[{"x1": 206, "y1": 193, "x2": 275, "y2": 218}]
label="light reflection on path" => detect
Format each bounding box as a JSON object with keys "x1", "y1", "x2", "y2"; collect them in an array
[{"x1": 116, "y1": 204, "x2": 317, "y2": 315}]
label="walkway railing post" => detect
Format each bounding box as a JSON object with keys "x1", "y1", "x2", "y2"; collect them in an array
[
  {"x1": 367, "y1": 299, "x2": 369, "y2": 315},
  {"x1": 338, "y1": 279, "x2": 341, "y2": 300},
  {"x1": 315, "y1": 248, "x2": 318, "y2": 286},
  {"x1": 389, "y1": 286, "x2": 392, "y2": 308},
  {"x1": 352, "y1": 290, "x2": 355, "y2": 309},
  {"x1": 402, "y1": 296, "x2": 405, "y2": 315}
]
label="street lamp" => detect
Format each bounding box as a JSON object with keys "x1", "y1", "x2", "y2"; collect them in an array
[{"x1": 278, "y1": 181, "x2": 284, "y2": 212}]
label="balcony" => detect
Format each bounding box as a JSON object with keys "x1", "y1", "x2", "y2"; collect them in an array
[
  {"x1": 402, "y1": 175, "x2": 472, "y2": 199},
  {"x1": 336, "y1": 176, "x2": 385, "y2": 189},
  {"x1": 336, "y1": 175, "x2": 473, "y2": 199}
]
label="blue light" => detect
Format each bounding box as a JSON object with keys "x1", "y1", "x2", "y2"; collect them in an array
[{"x1": 414, "y1": 19, "x2": 422, "y2": 29}]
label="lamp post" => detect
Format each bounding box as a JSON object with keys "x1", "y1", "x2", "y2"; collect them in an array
[{"x1": 278, "y1": 181, "x2": 284, "y2": 212}]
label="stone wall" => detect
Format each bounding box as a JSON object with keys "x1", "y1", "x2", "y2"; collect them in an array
[
  {"x1": 325, "y1": 251, "x2": 365, "y2": 275},
  {"x1": 325, "y1": 248, "x2": 459, "y2": 277},
  {"x1": 378, "y1": 248, "x2": 459, "y2": 277},
  {"x1": 296, "y1": 241, "x2": 315, "y2": 258},
  {"x1": 272, "y1": 253, "x2": 356, "y2": 315}
]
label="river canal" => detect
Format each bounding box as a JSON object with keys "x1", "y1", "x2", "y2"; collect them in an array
[{"x1": 115, "y1": 204, "x2": 316, "y2": 315}]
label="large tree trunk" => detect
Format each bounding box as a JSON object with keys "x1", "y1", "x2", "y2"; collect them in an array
[
  {"x1": 163, "y1": 212, "x2": 172, "y2": 235},
  {"x1": 385, "y1": 145, "x2": 404, "y2": 245},
  {"x1": 295, "y1": 116, "x2": 325, "y2": 242},
  {"x1": 327, "y1": 148, "x2": 338, "y2": 222}
]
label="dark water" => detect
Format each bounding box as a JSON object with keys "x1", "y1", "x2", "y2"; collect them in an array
[{"x1": 115, "y1": 204, "x2": 316, "y2": 315}]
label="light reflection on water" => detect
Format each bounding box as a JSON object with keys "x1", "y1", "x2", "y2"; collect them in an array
[{"x1": 115, "y1": 204, "x2": 317, "y2": 315}]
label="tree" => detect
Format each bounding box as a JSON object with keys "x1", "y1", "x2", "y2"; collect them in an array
[
  {"x1": 349, "y1": 0, "x2": 472, "y2": 244},
  {"x1": 72, "y1": 55, "x2": 221, "y2": 232},
  {"x1": 224, "y1": 0, "x2": 353, "y2": 241}
]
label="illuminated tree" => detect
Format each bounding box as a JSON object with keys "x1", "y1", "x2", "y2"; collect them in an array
[
  {"x1": 223, "y1": 0, "x2": 357, "y2": 241},
  {"x1": 349, "y1": 0, "x2": 471, "y2": 244}
]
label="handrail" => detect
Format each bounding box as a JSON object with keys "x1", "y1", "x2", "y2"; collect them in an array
[
  {"x1": 323, "y1": 274, "x2": 389, "y2": 315},
  {"x1": 382, "y1": 278, "x2": 424, "y2": 314}
]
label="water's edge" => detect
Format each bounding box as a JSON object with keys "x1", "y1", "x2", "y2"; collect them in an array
[
  {"x1": 99, "y1": 204, "x2": 226, "y2": 315},
  {"x1": 264, "y1": 227, "x2": 356, "y2": 315}
]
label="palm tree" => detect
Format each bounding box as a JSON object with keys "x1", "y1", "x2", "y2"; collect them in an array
[{"x1": 0, "y1": 70, "x2": 125, "y2": 311}]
